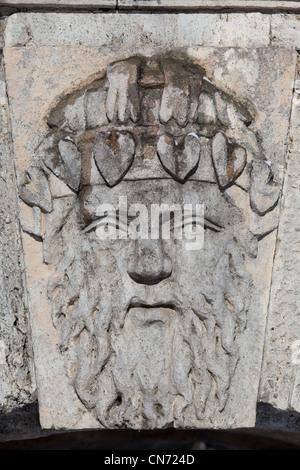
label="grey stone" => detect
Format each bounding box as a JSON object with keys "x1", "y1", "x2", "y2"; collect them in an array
[
  {"x1": 2, "y1": 11, "x2": 298, "y2": 434},
  {"x1": 106, "y1": 58, "x2": 140, "y2": 124},
  {"x1": 212, "y1": 132, "x2": 247, "y2": 189},
  {"x1": 271, "y1": 14, "x2": 300, "y2": 49},
  {"x1": 4, "y1": 14, "x2": 31, "y2": 47},
  {"x1": 212, "y1": 132, "x2": 229, "y2": 188},
  {"x1": 20, "y1": 204, "x2": 42, "y2": 238},
  {"x1": 259, "y1": 78, "x2": 300, "y2": 413},
  {"x1": 63, "y1": 94, "x2": 86, "y2": 133},
  {"x1": 0, "y1": 60, "x2": 35, "y2": 427},
  {"x1": 1, "y1": 0, "x2": 116, "y2": 7},
  {"x1": 19, "y1": 166, "x2": 53, "y2": 213},
  {"x1": 86, "y1": 87, "x2": 108, "y2": 129},
  {"x1": 119, "y1": 0, "x2": 300, "y2": 10},
  {"x1": 94, "y1": 131, "x2": 135, "y2": 187},
  {"x1": 157, "y1": 133, "x2": 201, "y2": 182},
  {"x1": 4, "y1": 13, "x2": 270, "y2": 48},
  {"x1": 159, "y1": 58, "x2": 202, "y2": 127},
  {"x1": 2, "y1": 0, "x2": 300, "y2": 10},
  {"x1": 197, "y1": 93, "x2": 217, "y2": 125},
  {"x1": 58, "y1": 138, "x2": 82, "y2": 191},
  {"x1": 250, "y1": 161, "x2": 279, "y2": 216}
]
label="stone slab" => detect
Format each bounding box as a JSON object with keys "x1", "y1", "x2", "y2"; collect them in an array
[
  {"x1": 258, "y1": 76, "x2": 300, "y2": 414},
  {"x1": 0, "y1": 55, "x2": 35, "y2": 417},
  {"x1": 3, "y1": 12, "x2": 297, "y2": 431},
  {"x1": 2, "y1": 0, "x2": 300, "y2": 10},
  {"x1": 119, "y1": 0, "x2": 300, "y2": 11},
  {"x1": 4, "y1": 12, "x2": 270, "y2": 48},
  {"x1": 271, "y1": 14, "x2": 300, "y2": 49},
  {"x1": 0, "y1": 0, "x2": 116, "y2": 7}
]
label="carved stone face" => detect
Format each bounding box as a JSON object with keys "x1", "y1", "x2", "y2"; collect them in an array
[
  {"x1": 67, "y1": 179, "x2": 251, "y2": 427},
  {"x1": 19, "y1": 53, "x2": 279, "y2": 428}
]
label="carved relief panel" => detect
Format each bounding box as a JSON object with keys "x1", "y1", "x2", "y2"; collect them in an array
[{"x1": 4, "y1": 18, "x2": 296, "y2": 429}]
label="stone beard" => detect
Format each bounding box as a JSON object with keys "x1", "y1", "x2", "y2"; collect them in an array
[
  {"x1": 19, "y1": 52, "x2": 279, "y2": 428},
  {"x1": 47, "y1": 181, "x2": 253, "y2": 429}
]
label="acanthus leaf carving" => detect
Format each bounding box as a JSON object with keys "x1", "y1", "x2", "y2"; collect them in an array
[
  {"x1": 159, "y1": 58, "x2": 202, "y2": 127},
  {"x1": 212, "y1": 131, "x2": 247, "y2": 189},
  {"x1": 106, "y1": 57, "x2": 141, "y2": 124},
  {"x1": 250, "y1": 161, "x2": 280, "y2": 216},
  {"x1": 58, "y1": 138, "x2": 82, "y2": 192},
  {"x1": 19, "y1": 166, "x2": 52, "y2": 213}
]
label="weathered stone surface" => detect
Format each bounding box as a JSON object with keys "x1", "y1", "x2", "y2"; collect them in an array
[
  {"x1": 3, "y1": 5, "x2": 300, "y2": 440},
  {"x1": 0, "y1": 57, "x2": 35, "y2": 422},
  {"x1": 1, "y1": 0, "x2": 116, "y2": 7},
  {"x1": 86, "y1": 88, "x2": 107, "y2": 129},
  {"x1": 3, "y1": 12, "x2": 270, "y2": 48},
  {"x1": 58, "y1": 139, "x2": 82, "y2": 191},
  {"x1": 2, "y1": 0, "x2": 300, "y2": 9},
  {"x1": 106, "y1": 58, "x2": 140, "y2": 124},
  {"x1": 19, "y1": 166, "x2": 53, "y2": 213},
  {"x1": 157, "y1": 133, "x2": 201, "y2": 182},
  {"x1": 259, "y1": 77, "x2": 300, "y2": 413},
  {"x1": 4, "y1": 13, "x2": 31, "y2": 47},
  {"x1": 119, "y1": 0, "x2": 300, "y2": 10},
  {"x1": 94, "y1": 131, "x2": 135, "y2": 187},
  {"x1": 271, "y1": 14, "x2": 300, "y2": 49},
  {"x1": 250, "y1": 161, "x2": 279, "y2": 216},
  {"x1": 3, "y1": 10, "x2": 296, "y2": 431}
]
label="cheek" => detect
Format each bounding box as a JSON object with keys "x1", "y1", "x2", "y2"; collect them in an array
[
  {"x1": 172, "y1": 231, "x2": 229, "y2": 277},
  {"x1": 83, "y1": 237, "x2": 128, "y2": 278}
]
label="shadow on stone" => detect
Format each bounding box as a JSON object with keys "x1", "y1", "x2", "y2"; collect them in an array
[
  {"x1": 256, "y1": 402, "x2": 300, "y2": 431},
  {"x1": 0, "y1": 402, "x2": 46, "y2": 442}
]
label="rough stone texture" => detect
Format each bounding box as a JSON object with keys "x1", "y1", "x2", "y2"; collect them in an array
[
  {"x1": 119, "y1": 0, "x2": 300, "y2": 10},
  {"x1": 271, "y1": 15, "x2": 300, "y2": 49},
  {"x1": 1, "y1": 10, "x2": 296, "y2": 432},
  {"x1": 3, "y1": 0, "x2": 300, "y2": 11},
  {"x1": 0, "y1": 56, "x2": 35, "y2": 424},
  {"x1": 1, "y1": 0, "x2": 116, "y2": 7},
  {"x1": 2, "y1": 7, "x2": 300, "y2": 442},
  {"x1": 258, "y1": 75, "x2": 300, "y2": 413},
  {"x1": 3, "y1": 12, "x2": 270, "y2": 48}
]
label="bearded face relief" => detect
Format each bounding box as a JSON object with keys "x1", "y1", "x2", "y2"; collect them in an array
[{"x1": 19, "y1": 53, "x2": 280, "y2": 429}]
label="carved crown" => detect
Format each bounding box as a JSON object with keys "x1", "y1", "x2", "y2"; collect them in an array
[{"x1": 20, "y1": 53, "x2": 279, "y2": 218}]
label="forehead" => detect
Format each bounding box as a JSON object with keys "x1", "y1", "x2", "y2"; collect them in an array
[{"x1": 79, "y1": 180, "x2": 243, "y2": 228}]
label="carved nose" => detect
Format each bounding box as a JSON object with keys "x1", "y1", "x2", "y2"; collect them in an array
[{"x1": 127, "y1": 238, "x2": 172, "y2": 285}]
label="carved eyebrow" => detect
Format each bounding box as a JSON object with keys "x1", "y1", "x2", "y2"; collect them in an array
[
  {"x1": 82, "y1": 213, "x2": 224, "y2": 234},
  {"x1": 82, "y1": 214, "x2": 133, "y2": 234},
  {"x1": 204, "y1": 217, "x2": 224, "y2": 232},
  {"x1": 82, "y1": 218, "x2": 103, "y2": 234},
  {"x1": 82, "y1": 215, "x2": 117, "y2": 234},
  {"x1": 171, "y1": 214, "x2": 224, "y2": 232}
]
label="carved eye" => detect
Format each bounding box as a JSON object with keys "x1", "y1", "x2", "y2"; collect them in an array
[
  {"x1": 82, "y1": 211, "x2": 224, "y2": 238},
  {"x1": 82, "y1": 212, "x2": 136, "y2": 235},
  {"x1": 164, "y1": 213, "x2": 224, "y2": 237},
  {"x1": 82, "y1": 215, "x2": 117, "y2": 234},
  {"x1": 176, "y1": 216, "x2": 223, "y2": 233}
]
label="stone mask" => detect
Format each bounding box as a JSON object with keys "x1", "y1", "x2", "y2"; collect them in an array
[{"x1": 19, "y1": 53, "x2": 280, "y2": 428}]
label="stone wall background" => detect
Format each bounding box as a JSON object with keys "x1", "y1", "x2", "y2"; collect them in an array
[{"x1": 1, "y1": 1, "x2": 300, "y2": 448}]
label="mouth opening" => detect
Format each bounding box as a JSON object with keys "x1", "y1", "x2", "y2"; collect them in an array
[
  {"x1": 127, "y1": 301, "x2": 177, "y2": 313},
  {"x1": 126, "y1": 302, "x2": 178, "y2": 325}
]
